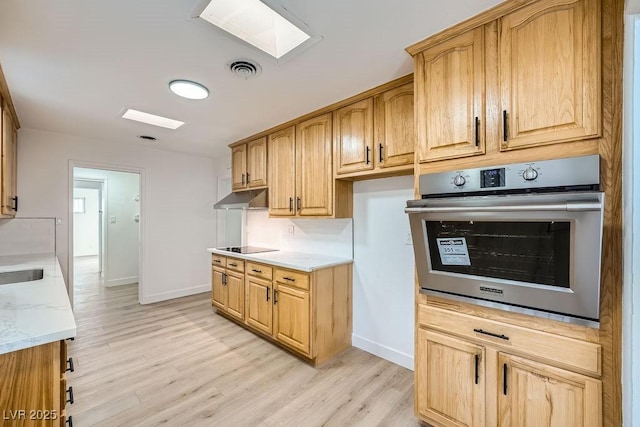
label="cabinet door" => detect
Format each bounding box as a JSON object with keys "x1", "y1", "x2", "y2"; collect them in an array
[
  {"x1": 416, "y1": 328, "x2": 485, "y2": 426},
  {"x1": 498, "y1": 353, "x2": 601, "y2": 427},
  {"x1": 296, "y1": 113, "x2": 333, "y2": 217},
  {"x1": 247, "y1": 137, "x2": 267, "y2": 188},
  {"x1": 416, "y1": 27, "x2": 485, "y2": 163},
  {"x1": 231, "y1": 144, "x2": 247, "y2": 191},
  {"x1": 268, "y1": 127, "x2": 296, "y2": 217},
  {"x1": 1, "y1": 108, "x2": 17, "y2": 216},
  {"x1": 246, "y1": 277, "x2": 273, "y2": 335},
  {"x1": 374, "y1": 83, "x2": 415, "y2": 168},
  {"x1": 334, "y1": 98, "x2": 374, "y2": 174},
  {"x1": 499, "y1": 0, "x2": 600, "y2": 150},
  {"x1": 274, "y1": 283, "x2": 310, "y2": 356},
  {"x1": 226, "y1": 271, "x2": 245, "y2": 321},
  {"x1": 211, "y1": 268, "x2": 226, "y2": 309}
]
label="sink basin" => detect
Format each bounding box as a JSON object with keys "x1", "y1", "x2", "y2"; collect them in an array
[{"x1": 0, "y1": 269, "x2": 44, "y2": 285}]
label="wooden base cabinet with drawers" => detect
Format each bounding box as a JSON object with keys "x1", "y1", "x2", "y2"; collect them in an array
[
  {"x1": 415, "y1": 304, "x2": 602, "y2": 427},
  {"x1": 212, "y1": 254, "x2": 352, "y2": 365},
  {"x1": 211, "y1": 254, "x2": 245, "y2": 322},
  {"x1": 0, "y1": 340, "x2": 74, "y2": 426}
]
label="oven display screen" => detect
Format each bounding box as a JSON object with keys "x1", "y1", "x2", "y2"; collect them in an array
[
  {"x1": 480, "y1": 168, "x2": 505, "y2": 188},
  {"x1": 425, "y1": 220, "x2": 571, "y2": 288}
]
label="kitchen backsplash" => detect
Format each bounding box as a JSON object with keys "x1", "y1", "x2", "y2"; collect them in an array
[
  {"x1": 0, "y1": 218, "x2": 56, "y2": 256},
  {"x1": 245, "y1": 211, "x2": 353, "y2": 259}
]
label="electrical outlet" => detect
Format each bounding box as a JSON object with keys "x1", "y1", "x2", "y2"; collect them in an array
[
  {"x1": 110, "y1": 216, "x2": 117, "y2": 224},
  {"x1": 405, "y1": 232, "x2": 413, "y2": 245},
  {"x1": 287, "y1": 225, "x2": 295, "y2": 235}
]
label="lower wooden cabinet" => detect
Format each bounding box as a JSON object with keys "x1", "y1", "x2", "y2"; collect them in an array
[
  {"x1": 211, "y1": 255, "x2": 352, "y2": 365},
  {"x1": 0, "y1": 340, "x2": 73, "y2": 426},
  {"x1": 415, "y1": 306, "x2": 603, "y2": 427}
]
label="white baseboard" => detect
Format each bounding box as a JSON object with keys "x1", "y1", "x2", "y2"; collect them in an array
[
  {"x1": 105, "y1": 276, "x2": 138, "y2": 287},
  {"x1": 352, "y1": 334, "x2": 414, "y2": 371},
  {"x1": 140, "y1": 284, "x2": 211, "y2": 304}
]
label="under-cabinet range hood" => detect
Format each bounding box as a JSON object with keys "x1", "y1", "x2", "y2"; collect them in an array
[{"x1": 213, "y1": 189, "x2": 268, "y2": 210}]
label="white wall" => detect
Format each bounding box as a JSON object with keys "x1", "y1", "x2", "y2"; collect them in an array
[
  {"x1": 352, "y1": 175, "x2": 415, "y2": 370},
  {"x1": 622, "y1": 9, "x2": 640, "y2": 427},
  {"x1": 75, "y1": 168, "x2": 140, "y2": 286},
  {"x1": 0, "y1": 218, "x2": 55, "y2": 256},
  {"x1": 73, "y1": 187, "x2": 99, "y2": 257},
  {"x1": 16, "y1": 128, "x2": 217, "y2": 304}
]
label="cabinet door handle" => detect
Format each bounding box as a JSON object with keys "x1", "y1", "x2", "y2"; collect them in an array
[
  {"x1": 282, "y1": 276, "x2": 296, "y2": 282},
  {"x1": 66, "y1": 357, "x2": 75, "y2": 373},
  {"x1": 296, "y1": 197, "x2": 301, "y2": 212},
  {"x1": 252, "y1": 268, "x2": 262, "y2": 273},
  {"x1": 289, "y1": 197, "x2": 293, "y2": 212},
  {"x1": 474, "y1": 354, "x2": 479, "y2": 385},
  {"x1": 503, "y1": 363, "x2": 508, "y2": 395},
  {"x1": 11, "y1": 196, "x2": 18, "y2": 211},
  {"x1": 473, "y1": 328, "x2": 509, "y2": 341},
  {"x1": 66, "y1": 416, "x2": 73, "y2": 427},
  {"x1": 366, "y1": 146, "x2": 371, "y2": 164},
  {"x1": 502, "y1": 110, "x2": 508, "y2": 142},
  {"x1": 379, "y1": 143, "x2": 383, "y2": 162},
  {"x1": 222, "y1": 273, "x2": 227, "y2": 285},
  {"x1": 246, "y1": 172, "x2": 250, "y2": 183},
  {"x1": 475, "y1": 117, "x2": 480, "y2": 147},
  {"x1": 266, "y1": 287, "x2": 270, "y2": 301},
  {"x1": 273, "y1": 289, "x2": 278, "y2": 304},
  {"x1": 66, "y1": 386, "x2": 74, "y2": 405},
  {"x1": 241, "y1": 173, "x2": 245, "y2": 185}
]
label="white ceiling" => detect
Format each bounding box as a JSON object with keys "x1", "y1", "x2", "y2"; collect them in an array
[{"x1": 0, "y1": 0, "x2": 501, "y2": 158}]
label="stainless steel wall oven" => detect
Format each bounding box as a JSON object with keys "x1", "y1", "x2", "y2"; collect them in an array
[{"x1": 406, "y1": 155, "x2": 604, "y2": 327}]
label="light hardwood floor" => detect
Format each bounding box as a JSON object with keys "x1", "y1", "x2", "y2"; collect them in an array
[{"x1": 69, "y1": 259, "x2": 420, "y2": 426}]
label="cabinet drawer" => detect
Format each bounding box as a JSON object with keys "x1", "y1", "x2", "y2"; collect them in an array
[
  {"x1": 418, "y1": 304, "x2": 601, "y2": 377},
  {"x1": 247, "y1": 262, "x2": 273, "y2": 280},
  {"x1": 211, "y1": 254, "x2": 226, "y2": 268},
  {"x1": 274, "y1": 268, "x2": 309, "y2": 290},
  {"x1": 226, "y1": 258, "x2": 245, "y2": 273}
]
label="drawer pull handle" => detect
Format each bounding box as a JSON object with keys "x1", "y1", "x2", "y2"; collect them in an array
[
  {"x1": 213, "y1": 259, "x2": 221, "y2": 264},
  {"x1": 66, "y1": 416, "x2": 73, "y2": 427},
  {"x1": 66, "y1": 357, "x2": 75, "y2": 373},
  {"x1": 282, "y1": 277, "x2": 295, "y2": 282},
  {"x1": 66, "y1": 337, "x2": 75, "y2": 341},
  {"x1": 252, "y1": 269, "x2": 262, "y2": 273},
  {"x1": 66, "y1": 386, "x2": 74, "y2": 405},
  {"x1": 473, "y1": 328, "x2": 509, "y2": 341},
  {"x1": 229, "y1": 263, "x2": 237, "y2": 267}
]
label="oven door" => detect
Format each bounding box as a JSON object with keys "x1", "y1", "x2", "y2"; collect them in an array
[{"x1": 405, "y1": 192, "x2": 604, "y2": 326}]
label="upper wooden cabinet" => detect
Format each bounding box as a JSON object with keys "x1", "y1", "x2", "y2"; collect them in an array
[
  {"x1": 334, "y1": 82, "x2": 415, "y2": 175},
  {"x1": 499, "y1": 0, "x2": 600, "y2": 150},
  {"x1": 1, "y1": 107, "x2": 18, "y2": 217},
  {"x1": 334, "y1": 98, "x2": 374, "y2": 174},
  {"x1": 374, "y1": 82, "x2": 415, "y2": 168},
  {"x1": 415, "y1": 27, "x2": 485, "y2": 163},
  {"x1": 231, "y1": 137, "x2": 267, "y2": 191},
  {"x1": 268, "y1": 127, "x2": 297, "y2": 216}
]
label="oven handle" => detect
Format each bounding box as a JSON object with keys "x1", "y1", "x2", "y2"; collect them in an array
[{"x1": 405, "y1": 201, "x2": 602, "y2": 214}]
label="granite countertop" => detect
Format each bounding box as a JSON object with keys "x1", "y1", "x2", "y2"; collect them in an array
[
  {"x1": 0, "y1": 253, "x2": 76, "y2": 355},
  {"x1": 207, "y1": 248, "x2": 353, "y2": 272}
]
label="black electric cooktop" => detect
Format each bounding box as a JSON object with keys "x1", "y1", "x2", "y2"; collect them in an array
[{"x1": 216, "y1": 246, "x2": 278, "y2": 254}]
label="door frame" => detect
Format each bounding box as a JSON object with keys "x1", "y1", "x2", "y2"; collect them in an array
[
  {"x1": 68, "y1": 161, "x2": 145, "y2": 306},
  {"x1": 73, "y1": 178, "x2": 105, "y2": 274}
]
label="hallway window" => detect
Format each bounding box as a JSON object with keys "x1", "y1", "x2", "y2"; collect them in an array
[{"x1": 73, "y1": 197, "x2": 86, "y2": 214}]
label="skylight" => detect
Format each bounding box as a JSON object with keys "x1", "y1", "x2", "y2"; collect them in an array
[
  {"x1": 198, "y1": 0, "x2": 311, "y2": 59},
  {"x1": 122, "y1": 109, "x2": 184, "y2": 130}
]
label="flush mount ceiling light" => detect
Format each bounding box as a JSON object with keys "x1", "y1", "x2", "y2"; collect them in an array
[
  {"x1": 197, "y1": 0, "x2": 315, "y2": 60},
  {"x1": 169, "y1": 80, "x2": 209, "y2": 100},
  {"x1": 122, "y1": 109, "x2": 184, "y2": 130}
]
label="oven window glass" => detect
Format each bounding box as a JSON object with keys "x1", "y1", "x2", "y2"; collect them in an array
[{"x1": 425, "y1": 221, "x2": 570, "y2": 288}]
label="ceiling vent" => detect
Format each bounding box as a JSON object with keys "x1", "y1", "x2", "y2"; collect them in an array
[
  {"x1": 227, "y1": 59, "x2": 262, "y2": 79},
  {"x1": 138, "y1": 135, "x2": 158, "y2": 142}
]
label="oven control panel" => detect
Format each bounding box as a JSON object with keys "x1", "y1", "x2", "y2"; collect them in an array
[{"x1": 420, "y1": 154, "x2": 600, "y2": 196}]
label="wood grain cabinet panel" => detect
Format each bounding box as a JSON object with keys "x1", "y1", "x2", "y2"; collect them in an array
[
  {"x1": 247, "y1": 137, "x2": 267, "y2": 188},
  {"x1": 1, "y1": 107, "x2": 18, "y2": 217},
  {"x1": 274, "y1": 283, "x2": 311, "y2": 356},
  {"x1": 225, "y1": 271, "x2": 245, "y2": 321},
  {"x1": 268, "y1": 126, "x2": 297, "y2": 217},
  {"x1": 334, "y1": 98, "x2": 374, "y2": 174},
  {"x1": 231, "y1": 144, "x2": 247, "y2": 191},
  {"x1": 246, "y1": 277, "x2": 273, "y2": 335},
  {"x1": 416, "y1": 27, "x2": 485, "y2": 163},
  {"x1": 498, "y1": 354, "x2": 602, "y2": 427},
  {"x1": 374, "y1": 82, "x2": 415, "y2": 168},
  {"x1": 416, "y1": 328, "x2": 485, "y2": 427},
  {"x1": 211, "y1": 267, "x2": 226, "y2": 309},
  {"x1": 499, "y1": 0, "x2": 600, "y2": 150},
  {"x1": 211, "y1": 256, "x2": 245, "y2": 321}
]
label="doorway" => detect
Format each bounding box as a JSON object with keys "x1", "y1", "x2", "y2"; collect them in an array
[{"x1": 72, "y1": 166, "x2": 141, "y2": 306}]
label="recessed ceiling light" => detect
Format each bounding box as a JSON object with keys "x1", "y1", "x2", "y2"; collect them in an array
[
  {"x1": 169, "y1": 80, "x2": 209, "y2": 100},
  {"x1": 122, "y1": 109, "x2": 184, "y2": 130},
  {"x1": 198, "y1": 0, "x2": 311, "y2": 59}
]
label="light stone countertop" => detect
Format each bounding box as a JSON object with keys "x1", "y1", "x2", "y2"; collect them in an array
[
  {"x1": 0, "y1": 253, "x2": 77, "y2": 355},
  {"x1": 207, "y1": 248, "x2": 353, "y2": 272}
]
